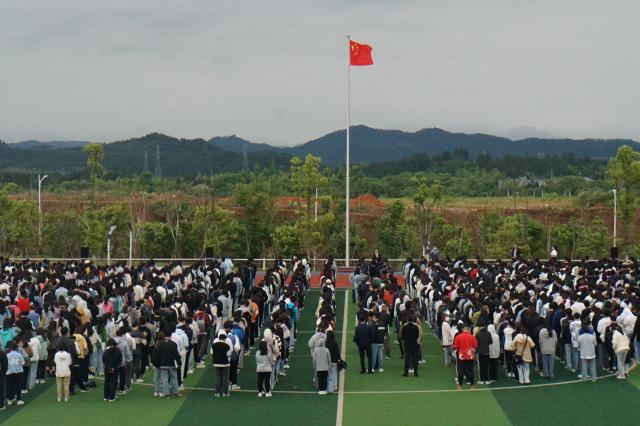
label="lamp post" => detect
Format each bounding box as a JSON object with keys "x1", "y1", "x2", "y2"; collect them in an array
[
  {"x1": 612, "y1": 189, "x2": 617, "y2": 248},
  {"x1": 545, "y1": 204, "x2": 550, "y2": 255},
  {"x1": 37, "y1": 174, "x2": 48, "y2": 251},
  {"x1": 128, "y1": 223, "x2": 133, "y2": 266},
  {"x1": 107, "y1": 225, "x2": 117, "y2": 265}
]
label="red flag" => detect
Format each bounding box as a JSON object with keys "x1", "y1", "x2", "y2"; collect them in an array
[{"x1": 350, "y1": 40, "x2": 373, "y2": 66}]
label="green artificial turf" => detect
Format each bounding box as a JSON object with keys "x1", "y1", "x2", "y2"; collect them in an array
[{"x1": 2, "y1": 287, "x2": 640, "y2": 426}]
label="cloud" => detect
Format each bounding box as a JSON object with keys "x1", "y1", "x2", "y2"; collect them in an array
[{"x1": 0, "y1": 0, "x2": 639, "y2": 144}]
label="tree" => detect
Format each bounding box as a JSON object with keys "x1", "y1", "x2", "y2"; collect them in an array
[
  {"x1": 84, "y1": 143, "x2": 105, "y2": 206},
  {"x1": 377, "y1": 201, "x2": 415, "y2": 258},
  {"x1": 607, "y1": 145, "x2": 640, "y2": 257},
  {"x1": 290, "y1": 155, "x2": 328, "y2": 257},
  {"x1": 234, "y1": 182, "x2": 276, "y2": 258},
  {"x1": 412, "y1": 178, "x2": 442, "y2": 255}
]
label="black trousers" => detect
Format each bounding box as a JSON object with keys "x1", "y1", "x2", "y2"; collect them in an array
[
  {"x1": 80, "y1": 357, "x2": 89, "y2": 384},
  {"x1": 478, "y1": 354, "x2": 490, "y2": 381},
  {"x1": 257, "y1": 372, "x2": 271, "y2": 393},
  {"x1": 140, "y1": 347, "x2": 149, "y2": 377},
  {"x1": 118, "y1": 366, "x2": 126, "y2": 391},
  {"x1": 358, "y1": 345, "x2": 372, "y2": 373},
  {"x1": 504, "y1": 350, "x2": 515, "y2": 374},
  {"x1": 404, "y1": 346, "x2": 419, "y2": 376},
  {"x1": 230, "y1": 358, "x2": 239, "y2": 384},
  {"x1": 104, "y1": 371, "x2": 118, "y2": 400},
  {"x1": 317, "y1": 371, "x2": 328, "y2": 391},
  {"x1": 458, "y1": 359, "x2": 474, "y2": 386},
  {"x1": 489, "y1": 357, "x2": 498, "y2": 381},
  {"x1": 133, "y1": 354, "x2": 142, "y2": 379},
  {"x1": 6, "y1": 373, "x2": 22, "y2": 401},
  {"x1": 0, "y1": 374, "x2": 4, "y2": 408}
]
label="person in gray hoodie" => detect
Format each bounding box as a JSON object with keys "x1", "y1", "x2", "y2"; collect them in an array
[
  {"x1": 577, "y1": 322, "x2": 597, "y2": 383},
  {"x1": 255, "y1": 341, "x2": 274, "y2": 397},
  {"x1": 539, "y1": 323, "x2": 558, "y2": 379},
  {"x1": 312, "y1": 340, "x2": 331, "y2": 395}
]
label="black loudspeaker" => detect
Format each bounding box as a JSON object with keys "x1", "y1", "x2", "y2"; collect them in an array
[
  {"x1": 80, "y1": 246, "x2": 90, "y2": 260},
  {"x1": 205, "y1": 247, "x2": 214, "y2": 259},
  {"x1": 205, "y1": 247, "x2": 214, "y2": 265},
  {"x1": 610, "y1": 246, "x2": 619, "y2": 260}
]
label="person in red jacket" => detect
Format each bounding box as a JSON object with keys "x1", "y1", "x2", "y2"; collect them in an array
[{"x1": 453, "y1": 324, "x2": 478, "y2": 390}]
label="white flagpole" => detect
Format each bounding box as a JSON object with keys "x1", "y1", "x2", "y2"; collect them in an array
[{"x1": 345, "y1": 34, "x2": 351, "y2": 268}]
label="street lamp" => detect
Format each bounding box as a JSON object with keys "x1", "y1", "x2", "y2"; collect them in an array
[
  {"x1": 107, "y1": 225, "x2": 117, "y2": 265},
  {"x1": 128, "y1": 223, "x2": 133, "y2": 266},
  {"x1": 612, "y1": 189, "x2": 617, "y2": 248},
  {"x1": 38, "y1": 174, "x2": 48, "y2": 252},
  {"x1": 545, "y1": 204, "x2": 550, "y2": 256}
]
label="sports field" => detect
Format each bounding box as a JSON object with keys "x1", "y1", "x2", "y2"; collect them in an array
[{"x1": 1, "y1": 288, "x2": 639, "y2": 426}]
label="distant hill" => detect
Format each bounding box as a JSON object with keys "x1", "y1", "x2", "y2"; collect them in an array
[
  {"x1": 208, "y1": 135, "x2": 278, "y2": 153},
  {"x1": 0, "y1": 133, "x2": 290, "y2": 177},
  {"x1": 1, "y1": 126, "x2": 637, "y2": 175},
  {"x1": 282, "y1": 125, "x2": 638, "y2": 166},
  {"x1": 500, "y1": 126, "x2": 557, "y2": 140},
  {"x1": 12, "y1": 140, "x2": 90, "y2": 149}
]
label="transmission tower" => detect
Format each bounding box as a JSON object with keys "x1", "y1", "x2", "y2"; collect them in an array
[
  {"x1": 143, "y1": 150, "x2": 149, "y2": 173},
  {"x1": 242, "y1": 141, "x2": 249, "y2": 172},
  {"x1": 155, "y1": 145, "x2": 161, "y2": 178}
]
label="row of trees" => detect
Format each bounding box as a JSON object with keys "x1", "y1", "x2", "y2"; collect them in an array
[{"x1": 1, "y1": 144, "x2": 639, "y2": 261}]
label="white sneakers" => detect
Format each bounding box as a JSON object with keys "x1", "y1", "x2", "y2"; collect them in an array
[
  {"x1": 231, "y1": 384, "x2": 241, "y2": 390},
  {"x1": 258, "y1": 392, "x2": 263, "y2": 397},
  {"x1": 265, "y1": 392, "x2": 272, "y2": 398},
  {"x1": 318, "y1": 391, "x2": 327, "y2": 395},
  {"x1": 378, "y1": 368, "x2": 384, "y2": 373}
]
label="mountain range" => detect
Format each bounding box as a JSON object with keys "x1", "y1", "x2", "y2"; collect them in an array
[{"x1": 1, "y1": 126, "x2": 637, "y2": 177}]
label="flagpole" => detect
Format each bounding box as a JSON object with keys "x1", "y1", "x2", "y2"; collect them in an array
[{"x1": 345, "y1": 34, "x2": 351, "y2": 268}]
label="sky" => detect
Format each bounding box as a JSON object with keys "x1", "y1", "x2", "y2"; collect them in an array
[{"x1": 1, "y1": 0, "x2": 639, "y2": 145}]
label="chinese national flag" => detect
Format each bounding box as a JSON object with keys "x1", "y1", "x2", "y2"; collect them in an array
[{"x1": 350, "y1": 40, "x2": 373, "y2": 66}]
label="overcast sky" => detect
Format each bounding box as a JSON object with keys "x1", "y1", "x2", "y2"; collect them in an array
[{"x1": 1, "y1": 0, "x2": 639, "y2": 145}]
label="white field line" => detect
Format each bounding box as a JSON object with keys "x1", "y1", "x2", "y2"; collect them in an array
[{"x1": 336, "y1": 289, "x2": 349, "y2": 426}]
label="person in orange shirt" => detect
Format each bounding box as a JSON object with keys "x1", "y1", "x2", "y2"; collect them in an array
[
  {"x1": 453, "y1": 324, "x2": 478, "y2": 390},
  {"x1": 249, "y1": 298, "x2": 260, "y2": 349}
]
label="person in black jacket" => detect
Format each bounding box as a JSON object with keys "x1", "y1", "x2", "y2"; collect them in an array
[
  {"x1": 151, "y1": 332, "x2": 181, "y2": 398},
  {"x1": 0, "y1": 346, "x2": 7, "y2": 410},
  {"x1": 475, "y1": 324, "x2": 493, "y2": 384},
  {"x1": 353, "y1": 318, "x2": 374, "y2": 374},
  {"x1": 401, "y1": 316, "x2": 420, "y2": 377},
  {"x1": 102, "y1": 339, "x2": 122, "y2": 402}
]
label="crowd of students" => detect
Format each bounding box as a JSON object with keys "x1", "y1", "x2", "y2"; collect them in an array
[
  {"x1": 0, "y1": 249, "x2": 637, "y2": 409},
  {"x1": 420, "y1": 254, "x2": 639, "y2": 387},
  {"x1": 0, "y1": 255, "x2": 311, "y2": 408},
  {"x1": 346, "y1": 251, "x2": 639, "y2": 389}
]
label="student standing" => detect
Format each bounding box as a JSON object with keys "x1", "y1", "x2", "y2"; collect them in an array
[
  {"x1": 6, "y1": 342, "x2": 25, "y2": 405},
  {"x1": 578, "y1": 323, "x2": 597, "y2": 382},
  {"x1": 102, "y1": 339, "x2": 122, "y2": 402},
  {"x1": 475, "y1": 324, "x2": 492, "y2": 384},
  {"x1": 612, "y1": 325, "x2": 630, "y2": 379},
  {"x1": 353, "y1": 318, "x2": 374, "y2": 374},
  {"x1": 401, "y1": 316, "x2": 420, "y2": 377},
  {"x1": 0, "y1": 346, "x2": 7, "y2": 410},
  {"x1": 54, "y1": 347, "x2": 72, "y2": 402},
  {"x1": 453, "y1": 324, "x2": 478, "y2": 389},
  {"x1": 325, "y1": 330, "x2": 340, "y2": 393},
  {"x1": 539, "y1": 324, "x2": 557, "y2": 379},
  {"x1": 312, "y1": 340, "x2": 331, "y2": 395},
  {"x1": 212, "y1": 333, "x2": 232, "y2": 397},
  {"x1": 256, "y1": 341, "x2": 274, "y2": 397},
  {"x1": 487, "y1": 324, "x2": 500, "y2": 383},
  {"x1": 512, "y1": 327, "x2": 535, "y2": 385}
]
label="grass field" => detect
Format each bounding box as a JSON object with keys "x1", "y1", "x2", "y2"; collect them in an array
[{"x1": 1, "y1": 288, "x2": 638, "y2": 426}]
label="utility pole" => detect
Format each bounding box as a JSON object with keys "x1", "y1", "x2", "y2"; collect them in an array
[
  {"x1": 38, "y1": 174, "x2": 48, "y2": 252},
  {"x1": 155, "y1": 145, "x2": 161, "y2": 178},
  {"x1": 143, "y1": 150, "x2": 149, "y2": 173},
  {"x1": 242, "y1": 142, "x2": 249, "y2": 172}
]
